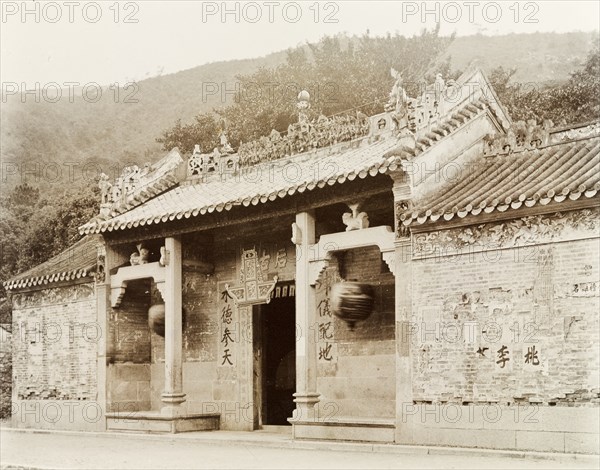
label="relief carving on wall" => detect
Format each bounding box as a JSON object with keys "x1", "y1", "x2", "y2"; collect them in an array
[
  {"x1": 12, "y1": 284, "x2": 95, "y2": 309},
  {"x1": 226, "y1": 249, "x2": 278, "y2": 306},
  {"x1": 395, "y1": 200, "x2": 412, "y2": 239},
  {"x1": 412, "y1": 208, "x2": 600, "y2": 258},
  {"x1": 95, "y1": 244, "x2": 106, "y2": 283}
]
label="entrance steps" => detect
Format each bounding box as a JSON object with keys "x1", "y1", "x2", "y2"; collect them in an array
[
  {"x1": 106, "y1": 411, "x2": 220, "y2": 433},
  {"x1": 257, "y1": 425, "x2": 293, "y2": 434}
]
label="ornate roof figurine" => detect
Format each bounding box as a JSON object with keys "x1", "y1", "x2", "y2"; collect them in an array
[
  {"x1": 130, "y1": 243, "x2": 150, "y2": 266},
  {"x1": 219, "y1": 131, "x2": 234, "y2": 155},
  {"x1": 483, "y1": 120, "x2": 553, "y2": 156},
  {"x1": 98, "y1": 173, "x2": 112, "y2": 205},
  {"x1": 385, "y1": 68, "x2": 409, "y2": 131},
  {"x1": 434, "y1": 73, "x2": 446, "y2": 102},
  {"x1": 219, "y1": 118, "x2": 235, "y2": 155},
  {"x1": 342, "y1": 203, "x2": 370, "y2": 231},
  {"x1": 297, "y1": 89, "x2": 310, "y2": 111}
]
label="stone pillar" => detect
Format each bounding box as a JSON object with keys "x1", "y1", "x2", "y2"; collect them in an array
[
  {"x1": 291, "y1": 211, "x2": 320, "y2": 422},
  {"x1": 98, "y1": 242, "x2": 127, "y2": 427},
  {"x1": 161, "y1": 236, "x2": 186, "y2": 414},
  {"x1": 392, "y1": 173, "x2": 414, "y2": 443},
  {"x1": 95, "y1": 243, "x2": 109, "y2": 431}
]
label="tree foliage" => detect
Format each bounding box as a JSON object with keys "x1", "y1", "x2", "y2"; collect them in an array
[
  {"x1": 157, "y1": 29, "x2": 455, "y2": 154},
  {"x1": 0, "y1": 181, "x2": 99, "y2": 299},
  {"x1": 489, "y1": 47, "x2": 600, "y2": 124}
]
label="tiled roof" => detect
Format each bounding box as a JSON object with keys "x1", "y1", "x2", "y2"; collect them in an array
[
  {"x1": 100, "y1": 148, "x2": 184, "y2": 219},
  {"x1": 401, "y1": 135, "x2": 600, "y2": 226},
  {"x1": 80, "y1": 137, "x2": 404, "y2": 234},
  {"x1": 4, "y1": 235, "x2": 102, "y2": 291},
  {"x1": 80, "y1": 93, "x2": 497, "y2": 235},
  {"x1": 384, "y1": 98, "x2": 490, "y2": 159}
]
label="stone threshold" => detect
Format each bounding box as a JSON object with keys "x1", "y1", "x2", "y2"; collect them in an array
[
  {"x1": 290, "y1": 418, "x2": 395, "y2": 443},
  {"x1": 290, "y1": 417, "x2": 395, "y2": 428}
]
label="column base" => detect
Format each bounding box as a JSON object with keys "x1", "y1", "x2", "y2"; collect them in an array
[
  {"x1": 161, "y1": 392, "x2": 186, "y2": 417},
  {"x1": 290, "y1": 392, "x2": 320, "y2": 422},
  {"x1": 161, "y1": 392, "x2": 186, "y2": 404}
]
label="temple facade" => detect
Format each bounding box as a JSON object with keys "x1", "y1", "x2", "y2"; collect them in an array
[{"x1": 5, "y1": 69, "x2": 599, "y2": 453}]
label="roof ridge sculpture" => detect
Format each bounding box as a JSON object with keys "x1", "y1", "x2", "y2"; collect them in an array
[{"x1": 483, "y1": 119, "x2": 600, "y2": 157}]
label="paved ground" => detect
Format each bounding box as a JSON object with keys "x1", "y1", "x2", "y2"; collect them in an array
[{"x1": 1, "y1": 428, "x2": 598, "y2": 470}]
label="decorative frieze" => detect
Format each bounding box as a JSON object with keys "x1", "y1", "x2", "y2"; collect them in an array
[
  {"x1": 237, "y1": 113, "x2": 370, "y2": 167},
  {"x1": 95, "y1": 244, "x2": 106, "y2": 284},
  {"x1": 395, "y1": 200, "x2": 412, "y2": 239},
  {"x1": 412, "y1": 208, "x2": 600, "y2": 259},
  {"x1": 12, "y1": 284, "x2": 95, "y2": 309}
]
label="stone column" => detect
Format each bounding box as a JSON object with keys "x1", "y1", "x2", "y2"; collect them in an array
[
  {"x1": 98, "y1": 242, "x2": 128, "y2": 427},
  {"x1": 161, "y1": 236, "x2": 186, "y2": 414},
  {"x1": 291, "y1": 210, "x2": 320, "y2": 422},
  {"x1": 392, "y1": 173, "x2": 414, "y2": 443},
  {"x1": 95, "y1": 242, "x2": 109, "y2": 431}
]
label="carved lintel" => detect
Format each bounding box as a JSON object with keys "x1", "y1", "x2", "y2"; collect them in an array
[
  {"x1": 110, "y1": 284, "x2": 127, "y2": 308},
  {"x1": 381, "y1": 249, "x2": 396, "y2": 276},
  {"x1": 307, "y1": 225, "x2": 398, "y2": 281},
  {"x1": 308, "y1": 259, "x2": 329, "y2": 286},
  {"x1": 311, "y1": 225, "x2": 395, "y2": 261},
  {"x1": 155, "y1": 281, "x2": 166, "y2": 303},
  {"x1": 109, "y1": 262, "x2": 166, "y2": 307},
  {"x1": 225, "y1": 276, "x2": 279, "y2": 306}
]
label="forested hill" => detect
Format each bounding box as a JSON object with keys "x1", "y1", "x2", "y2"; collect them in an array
[{"x1": 1, "y1": 31, "x2": 597, "y2": 195}]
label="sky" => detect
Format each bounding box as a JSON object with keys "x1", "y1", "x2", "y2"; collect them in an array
[{"x1": 1, "y1": 0, "x2": 599, "y2": 87}]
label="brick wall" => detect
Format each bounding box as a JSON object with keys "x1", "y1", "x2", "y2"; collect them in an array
[
  {"x1": 316, "y1": 246, "x2": 396, "y2": 421},
  {"x1": 411, "y1": 219, "x2": 600, "y2": 406},
  {"x1": 109, "y1": 279, "x2": 151, "y2": 364},
  {"x1": 107, "y1": 278, "x2": 151, "y2": 412},
  {"x1": 398, "y1": 209, "x2": 600, "y2": 453},
  {"x1": 9, "y1": 283, "x2": 102, "y2": 431},
  {"x1": 11, "y1": 283, "x2": 98, "y2": 401},
  {"x1": 0, "y1": 326, "x2": 11, "y2": 419}
]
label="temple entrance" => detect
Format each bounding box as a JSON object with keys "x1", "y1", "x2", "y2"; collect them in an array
[{"x1": 253, "y1": 292, "x2": 296, "y2": 427}]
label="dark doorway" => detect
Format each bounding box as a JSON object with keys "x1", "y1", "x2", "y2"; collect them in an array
[{"x1": 254, "y1": 294, "x2": 296, "y2": 426}]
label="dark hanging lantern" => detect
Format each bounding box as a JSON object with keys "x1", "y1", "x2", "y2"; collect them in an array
[
  {"x1": 148, "y1": 304, "x2": 186, "y2": 337},
  {"x1": 148, "y1": 304, "x2": 165, "y2": 337},
  {"x1": 330, "y1": 282, "x2": 375, "y2": 330}
]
